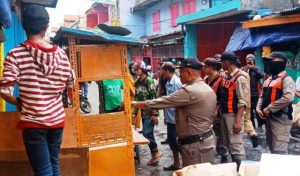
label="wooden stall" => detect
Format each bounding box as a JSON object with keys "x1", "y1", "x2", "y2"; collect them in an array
[{"x1": 0, "y1": 27, "x2": 146, "y2": 176}]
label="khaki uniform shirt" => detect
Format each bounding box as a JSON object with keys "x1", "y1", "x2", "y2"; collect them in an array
[
  {"x1": 229, "y1": 68, "x2": 249, "y2": 108},
  {"x1": 257, "y1": 71, "x2": 295, "y2": 113},
  {"x1": 145, "y1": 78, "x2": 217, "y2": 138},
  {"x1": 239, "y1": 70, "x2": 251, "y2": 109},
  {"x1": 240, "y1": 70, "x2": 256, "y2": 135}
]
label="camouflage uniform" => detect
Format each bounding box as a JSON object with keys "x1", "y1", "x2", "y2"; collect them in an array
[{"x1": 133, "y1": 76, "x2": 159, "y2": 154}]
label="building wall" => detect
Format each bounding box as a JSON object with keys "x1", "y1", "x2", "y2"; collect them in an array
[
  {"x1": 86, "y1": 4, "x2": 109, "y2": 28},
  {"x1": 145, "y1": 0, "x2": 209, "y2": 36},
  {"x1": 3, "y1": 12, "x2": 26, "y2": 111},
  {"x1": 115, "y1": 0, "x2": 210, "y2": 38},
  {"x1": 119, "y1": 0, "x2": 146, "y2": 38},
  {"x1": 212, "y1": 0, "x2": 236, "y2": 6},
  {"x1": 182, "y1": 0, "x2": 243, "y2": 58},
  {"x1": 241, "y1": 0, "x2": 299, "y2": 11}
]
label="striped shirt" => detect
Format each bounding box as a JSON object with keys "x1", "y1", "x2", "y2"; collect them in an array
[{"x1": 0, "y1": 41, "x2": 74, "y2": 128}]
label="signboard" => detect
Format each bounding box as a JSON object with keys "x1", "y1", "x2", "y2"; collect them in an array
[{"x1": 241, "y1": 0, "x2": 299, "y2": 11}]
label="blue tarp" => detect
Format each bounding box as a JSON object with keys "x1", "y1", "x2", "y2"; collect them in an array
[
  {"x1": 0, "y1": 0, "x2": 12, "y2": 28},
  {"x1": 226, "y1": 23, "x2": 300, "y2": 52}
]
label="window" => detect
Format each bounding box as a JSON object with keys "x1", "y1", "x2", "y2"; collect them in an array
[
  {"x1": 170, "y1": 3, "x2": 180, "y2": 27},
  {"x1": 152, "y1": 11, "x2": 160, "y2": 32},
  {"x1": 182, "y1": 0, "x2": 196, "y2": 15}
]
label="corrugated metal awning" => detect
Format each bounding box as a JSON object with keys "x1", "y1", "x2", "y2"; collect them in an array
[{"x1": 52, "y1": 27, "x2": 146, "y2": 45}]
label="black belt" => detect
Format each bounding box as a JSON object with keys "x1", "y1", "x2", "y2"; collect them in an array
[{"x1": 178, "y1": 130, "x2": 213, "y2": 146}]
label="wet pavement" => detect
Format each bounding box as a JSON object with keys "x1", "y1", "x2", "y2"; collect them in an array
[
  {"x1": 82, "y1": 84, "x2": 300, "y2": 175},
  {"x1": 134, "y1": 115, "x2": 300, "y2": 176}
]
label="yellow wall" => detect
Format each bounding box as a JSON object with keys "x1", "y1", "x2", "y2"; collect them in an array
[{"x1": 0, "y1": 43, "x2": 5, "y2": 112}]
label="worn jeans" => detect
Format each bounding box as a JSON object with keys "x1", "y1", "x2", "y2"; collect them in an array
[
  {"x1": 22, "y1": 128, "x2": 63, "y2": 176},
  {"x1": 167, "y1": 123, "x2": 180, "y2": 152},
  {"x1": 142, "y1": 116, "x2": 158, "y2": 154}
]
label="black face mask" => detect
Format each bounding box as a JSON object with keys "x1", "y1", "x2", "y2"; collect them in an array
[
  {"x1": 263, "y1": 60, "x2": 271, "y2": 75},
  {"x1": 268, "y1": 61, "x2": 286, "y2": 76}
]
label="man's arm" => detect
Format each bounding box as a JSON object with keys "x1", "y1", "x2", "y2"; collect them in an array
[
  {"x1": 145, "y1": 87, "x2": 193, "y2": 109},
  {"x1": 234, "y1": 76, "x2": 249, "y2": 133},
  {"x1": 267, "y1": 76, "x2": 295, "y2": 113},
  {"x1": 254, "y1": 67, "x2": 264, "y2": 79},
  {"x1": 132, "y1": 86, "x2": 193, "y2": 109},
  {"x1": 0, "y1": 52, "x2": 21, "y2": 110},
  {"x1": 0, "y1": 92, "x2": 18, "y2": 105}
]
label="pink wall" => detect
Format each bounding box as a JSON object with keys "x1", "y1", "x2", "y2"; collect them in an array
[{"x1": 86, "y1": 4, "x2": 109, "y2": 28}]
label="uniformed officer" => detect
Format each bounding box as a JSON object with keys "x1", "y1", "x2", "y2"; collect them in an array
[
  {"x1": 203, "y1": 57, "x2": 229, "y2": 163},
  {"x1": 236, "y1": 59, "x2": 259, "y2": 148},
  {"x1": 256, "y1": 52, "x2": 295, "y2": 154},
  {"x1": 219, "y1": 52, "x2": 248, "y2": 170},
  {"x1": 132, "y1": 58, "x2": 217, "y2": 167}
]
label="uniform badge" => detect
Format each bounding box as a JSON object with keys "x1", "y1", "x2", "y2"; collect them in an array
[
  {"x1": 289, "y1": 83, "x2": 295, "y2": 89},
  {"x1": 242, "y1": 83, "x2": 246, "y2": 89}
]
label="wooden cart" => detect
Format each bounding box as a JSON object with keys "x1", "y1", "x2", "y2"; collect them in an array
[{"x1": 0, "y1": 27, "x2": 146, "y2": 176}]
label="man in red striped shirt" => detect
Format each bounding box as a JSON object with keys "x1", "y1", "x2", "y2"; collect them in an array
[{"x1": 0, "y1": 5, "x2": 74, "y2": 176}]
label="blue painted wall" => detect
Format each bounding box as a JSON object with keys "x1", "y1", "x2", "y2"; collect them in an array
[
  {"x1": 119, "y1": 0, "x2": 146, "y2": 38},
  {"x1": 145, "y1": 0, "x2": 209, "y2": 36},
  {"x1": 4, "y1": 12, "x2": 26, "y2": 111},
  {"x1": 118, "y1": 0, "x2": 210, "y2": 38}
]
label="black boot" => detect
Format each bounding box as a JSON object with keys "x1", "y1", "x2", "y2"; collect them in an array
[
  {"x1": 235, "y1": 159, "x2": 241, "y2": 171},
  {"x1": 221, "y1": 155, "x2": 228, "y2": 163},
  {"x1": 251, "y1": 135, "x2": 259, "y2": 148},
  {"x1": 231, "y1": 155, "x2": 241, "y2": 171}
]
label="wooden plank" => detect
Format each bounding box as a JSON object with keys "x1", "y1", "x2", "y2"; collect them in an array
[
  {"x1": 243, "y1": 13, "x2": 300, "y2": 29},
  {"x1": 132, "y1": 129, "x2": 149, "y2": 145}
]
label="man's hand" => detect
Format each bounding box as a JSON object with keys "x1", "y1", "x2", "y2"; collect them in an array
[
  {"x1": 131, "y1": 101, "x2": 147, "y2": 109},
  {"x1": 256, "y1": 108, "x2": 265, "y2": 119},
  {"x1": 151, "y1": 115, "x2": 159, "y2": 126},
  {"x1": 247, "y1": 64, "x2": 255, "y2": 70},
  {"x1": 233, "y1": 119, "x2": 242, "y2": 134},
  {"x1": 263, "y1": 108, "x2": 271, "y2": 119},
  {"x1": 132, "y1": 114, "x2": 137, "y2": 125},
  {"x1": 118, "y1": 102, "x2": 124, "y2": 111},
  {"x1": 0, "y1": 92, "x2": 22, "y2": 111},
  {"x1": 212, "y1": 109, "x2": 220, "y2": 122}
]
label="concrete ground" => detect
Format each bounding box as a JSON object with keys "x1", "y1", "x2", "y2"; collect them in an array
[
  {"x1": 134, "y1": 117, "x2": 300, "y2": 176},
  {"x1": 81, "y1": 83, "x2": 300, "y2": 176}
]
